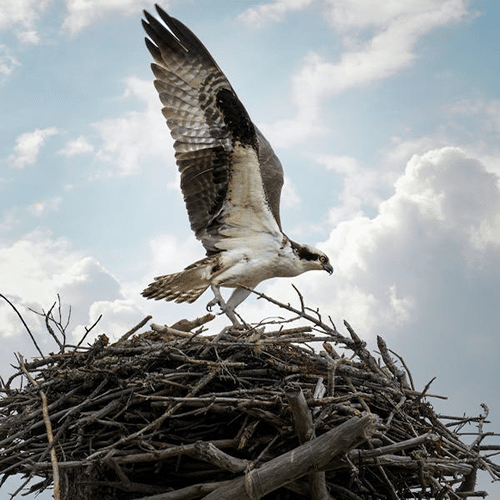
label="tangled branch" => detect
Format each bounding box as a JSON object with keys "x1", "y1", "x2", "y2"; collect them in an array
[{"x1": 0, "y1": 292, "x2": 499, "y2": 499}]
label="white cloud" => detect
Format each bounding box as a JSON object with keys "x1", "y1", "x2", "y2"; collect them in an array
[
  {"x1": 239, "y1": 0, "x2": 314, "y2": 27},
  {"x1": 0, "y1": 231, "x2": 109, "y2": 307},
  {"x1": 0, "y1": 230, "x2": 145, "y2": 344},
  {"x1": 324, "y1": 0, "x2": 466, "y2": 32},
  {"x1": 27, "y1": 196, "x2": 63, "y2": 217},
  {"x1": 318, "y1": 154, "x2": 385, "y2": 224},
  {"x1": 58, "y1": 135, "x2": 94, "y2": 157},
  {"x1": 0, "y1": 45, "x2": 19, "y2": 76},
  {"x1": 318, "y1": 146, "x2": 500, "y2": 335},
  {"x1": 8, "y1": 127, "x2": 59, "y2": 169},
  {"x1": 0, "y1": 0, "x2": 52, "y2": 43},
  {"x1": 63, "y1": 0, "x2": 150, "y2": 35},
  {"x1": 92, "y1": 76, "x2": 169, "y2": 176},
  {"x1": 281, "y1": 176, "x2": 301, "y2": 209},
  {"x1": 260, "y1": 0, "x2": 468, "y2": 146},
  {"x1": 393, "y1": 148, "x2": 500, "y2": 237},
  {"x1": 234, "y1": 145, "x2": 500, "y2": 339},
  {"x1": 0, "y1": 207, "x2": 20, "y2": 232},
  {"x1": 0, "y1": 0, "x2": 152, "y2": 42},
  {"x1": 17, "y1": 29, "x2": 40, "y2": 44},
  {"x1": 75, "y1": 298, "x2": 146, "y2": 344},
  {"x1": 449, "y1": 98, "x2": 500, "y2": 152},
  {"x1": 147, "y1": 232, "x2": 203, "y2": 278}
]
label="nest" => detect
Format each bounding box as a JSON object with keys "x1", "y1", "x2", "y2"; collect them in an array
[{"x1": 1, "y1": 291, "x2": 499, "y2": 499}]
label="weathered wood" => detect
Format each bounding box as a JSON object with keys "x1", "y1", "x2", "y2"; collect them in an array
[
  {"x1": 190, "y1": 441, "x2": 249, "y2": 473},
  {"x1": 202, "y1": 414, "x2": 377, "y2": 500},
  {"x1": 1, "y1": 293, "x2": 499, "y2": 499},
  {"x1": 286, "y1": 386, "x2": 330, "y2": 500}
]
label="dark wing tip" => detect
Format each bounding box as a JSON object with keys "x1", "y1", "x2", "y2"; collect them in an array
[
  {"x1": 144, "y1": 36, "x2": 161, "y2": 62},
  {"x1": 155, "y1": 4, "x2": 172, "y2": 24}
]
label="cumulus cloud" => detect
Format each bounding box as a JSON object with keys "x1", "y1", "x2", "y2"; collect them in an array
[
  {"x1": 315, "y1": 147, "x2": 500, "y2": 336},
  {"x1": 71, "y1": 298, "x2": 144, "y2": 344},
  {"x1": 259, "y1": 0, "x2": 468, "y2": 146},
  {"x1": 8, "y1": 127, "x2": 58, "y2": 169},
  {"x1": 0, "y1": 230, "x2": 145, "y2": 345},
  {"x1": 147, "y1": 232, "x2": 203, "y2": 277},
  {"x1": 227, "y1": 145, "x2": 500, "y2": 338},
  {"x1": 92, "y1": 76, "x2": 169, "y2": 176}
]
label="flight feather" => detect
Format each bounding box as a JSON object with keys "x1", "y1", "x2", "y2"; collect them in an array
[{"x1": 141, "y1": 6, "x2": 333, "y2": 324}]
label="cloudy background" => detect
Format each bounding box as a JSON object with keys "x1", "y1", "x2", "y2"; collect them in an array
[{"x1": 1, "y1": 0, "x2": 500, "y2": 497}]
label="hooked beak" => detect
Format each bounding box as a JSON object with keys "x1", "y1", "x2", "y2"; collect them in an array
[{"x1": 323, "y1": 262, "x2": 334, "y2": 275}]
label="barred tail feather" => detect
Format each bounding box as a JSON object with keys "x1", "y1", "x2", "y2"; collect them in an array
[{"x1": 142, "y1": 257, "x2": 214, "y2": 304}]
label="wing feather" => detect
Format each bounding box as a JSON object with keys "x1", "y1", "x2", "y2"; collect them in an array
[{"x1": 143, "y1": 5, "x2": 285, "y2": 253}]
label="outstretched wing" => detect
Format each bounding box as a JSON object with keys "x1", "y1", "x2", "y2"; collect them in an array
[{"x1": 142, "y1": 5, "x2": 285, "y2": 255}]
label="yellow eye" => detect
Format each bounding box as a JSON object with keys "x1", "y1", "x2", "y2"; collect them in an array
[{"x1": 319, "y1": 255, "x2": 326, "y2": 263}]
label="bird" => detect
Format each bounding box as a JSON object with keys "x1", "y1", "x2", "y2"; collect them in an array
[{"x1": 141, "y1": 5, "x2": 333, "y2": 324}]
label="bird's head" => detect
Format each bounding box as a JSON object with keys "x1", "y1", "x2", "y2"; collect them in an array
[{"x1": 291, "y1": 242, "x2": 333, "y2": 275}]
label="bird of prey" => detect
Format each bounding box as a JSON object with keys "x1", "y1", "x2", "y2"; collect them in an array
[{"x1": 141, "y1": 5, "x2": 333, "y2": 324}]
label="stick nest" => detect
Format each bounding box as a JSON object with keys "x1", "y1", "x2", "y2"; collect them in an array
[{"x1": 1, "y1": 292, "x2": 499, "y2": 499}]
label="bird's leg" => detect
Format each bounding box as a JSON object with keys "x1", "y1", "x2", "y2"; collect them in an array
[
  {"x1": 206, "y1": 285, "x2": 227, "y2": 313},
  {"x1": 206, "y1": 286, "x2": 240, "y2": 326},
  {"x1": 206, "y1": 285, "x2": 253, "y2": 326},
  {"x1": 223, "y1": 287, "x2": 253, "y2": 325}
]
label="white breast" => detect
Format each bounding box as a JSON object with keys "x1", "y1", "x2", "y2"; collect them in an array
[{"x1": 212, "y1": 237, "x2": 303, "y2": 289}]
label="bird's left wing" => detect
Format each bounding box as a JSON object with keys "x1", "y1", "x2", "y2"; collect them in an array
[{"x1": 142, "y1": 6, "x2": 285, "y2": 255}]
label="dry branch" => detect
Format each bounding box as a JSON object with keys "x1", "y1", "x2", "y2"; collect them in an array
[
  {"x1": 203, "y1": 414, "x2": 377, "y2": 500},
  {"x1": 0, "y1": 293, "x2": 499, "y2": 499}
]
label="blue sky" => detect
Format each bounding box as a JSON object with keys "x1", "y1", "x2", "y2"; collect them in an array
[{"x1": 1, "y1": 0, "x2": 500, "y2": 496}]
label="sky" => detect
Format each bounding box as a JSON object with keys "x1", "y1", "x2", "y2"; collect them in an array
[{"x1": 1, "y1": 0, "x2": 500, "y2": 497}]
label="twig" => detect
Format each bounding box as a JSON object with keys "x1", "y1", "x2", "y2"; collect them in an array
[
  {"x1": 18, "y1": 354, "x2": 60, "y2": 500},
  {"x1": 1, "y1": 294, "x2": 498, "y2": 498},
  {"x1": 0, "y1": 294, "x2": 44, "y2": 358},
  {"x1": 377, "y1": 335, "x2": 409, "y2": 388},
  {"x1": 388, "y1": 347, "x2": 415, "y2": 391},
  {"x1": 116, "y1": 315, "x2": 152, "y2": 344},
  {"x1": 75, "y1": 314, "x2": 102, "y2": 348}
]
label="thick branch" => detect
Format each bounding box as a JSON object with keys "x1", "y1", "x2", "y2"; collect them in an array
[
  {"x1": 203, "y1": 414, "x2": 377, "y2": 500},
  {"x1": 285, "y1": 386, "x2": 330, "y2": 500}
]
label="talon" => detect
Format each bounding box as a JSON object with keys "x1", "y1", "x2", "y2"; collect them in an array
[
  {"x1": 207, "y1": 284, "x2": 227, "y2": 313},
  {"x1": 206, "y1": 299, "x2": 217, "y2": 312}
]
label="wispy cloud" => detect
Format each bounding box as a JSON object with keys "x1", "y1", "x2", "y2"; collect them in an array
[
  {"x1": 259, "y1": 0, "x2": 468, "y2": 146},
  {"x1": 8, "y1": 127, "x2": 59, "y2": 169},
  {"x1": 58, "y1": 136, "x2": 94, "y2": 157},
  {"x1": 0, "y1": 45, "x2": 19, "y2": 76},
  {"x1": 63, "y1": 0, "x2": 150, "y2": 35},
  {"x1": 239, "y1": 0, "x2": 314, "y2": 27},
  {"x1": 0, "y1": 207, "x2": 20, "y2": 233},
  {"x1": 27, "y1": 196, "x2": 63, "y2": 217},
  {"x1": 92, "y1": 76, "x2": 169, "y2": 177},
  {"x1": 0, "y1": 0, "x2": 52, "y2": 43}
]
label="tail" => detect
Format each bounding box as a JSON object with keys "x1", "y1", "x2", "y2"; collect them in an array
[{"x1": 142, "y1": 257, "x2": 215, "y2": 304}]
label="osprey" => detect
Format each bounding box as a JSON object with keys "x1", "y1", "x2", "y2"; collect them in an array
[{"x1": 141, "y1": 5, "x2": 333, "y2": 324}]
